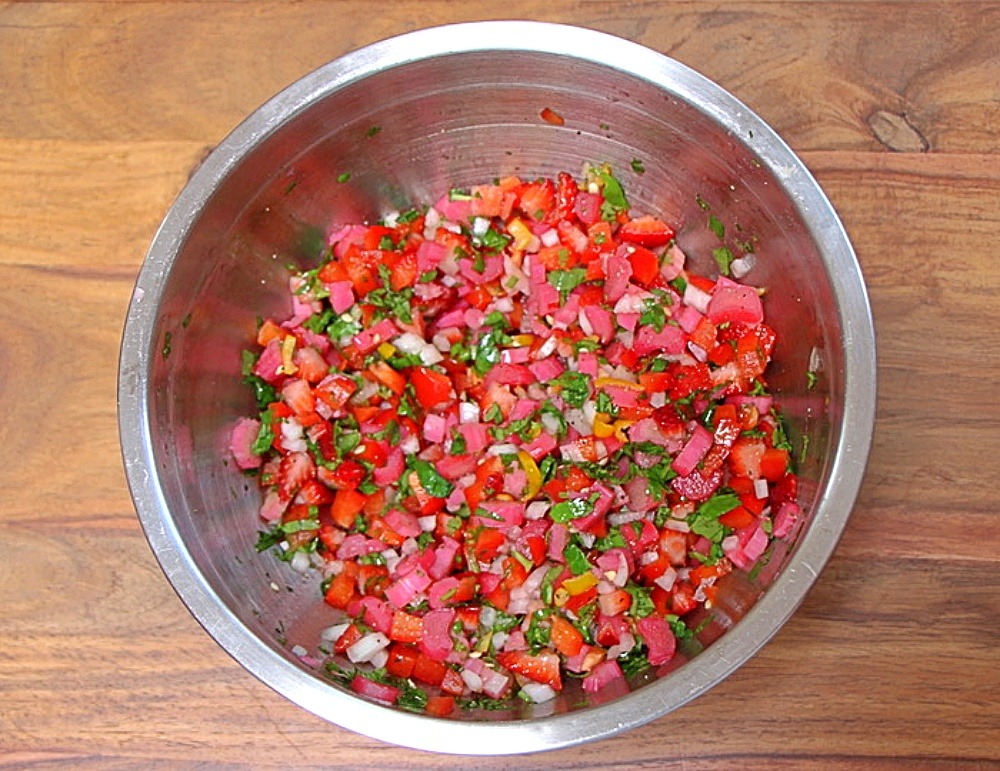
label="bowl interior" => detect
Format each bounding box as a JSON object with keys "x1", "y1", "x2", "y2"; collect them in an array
[{"x1": 122, "y1": 23, "x2": 870, "y2": 754}]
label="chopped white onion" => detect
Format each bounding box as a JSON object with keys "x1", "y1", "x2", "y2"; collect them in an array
[
  {"x1": 418, "y1": 515, "x2": 437, "y2": 532},
  {"x1": 419, "y1": 346, "x2": 444, "y2": 366},
  {"x1": 479, "y1": 605, "x2": 497, "y2": 629},
  {"x1": 730, "y1": 253, "x2": 757, "y2": 278},
  {"x1": 423, "y1": 207, "x2": 441, "y2": 240},
  {"x1": 520, "y1": 682, "x2": 557, "y2": 704},
  {"x1": 400, "y1": 434, "x2": 420, "y2": 455},
  {"x1": 492, "y1": 631, "x2": 508, "y2": 650},
  {"x1": 540, "y1": 412, "x2": 563, "y2": 436},
  {"x1": 493, "y1": 296, "x2": 514, "y2": 313},
  {"x1": 291, "y1": 644, "x2": 309, "y2": 657},
  {"x1": 487, "y1": 443, "x2": 519, "y2": 457},
  {"x1": 472, "y1": 216, "x2": 491, "y2": 237},
  {"x1": 539, "y1": 228, "x2": 560, "y2": 248},
  {"x1": 289, "y1": 550, "x2": 311, "y2": 574},
  {"x1": 664, "y1": 519, "x2": 690, "y2": 533},
  {"x1": 347, "y1": 632, "x2": 390, "y2": 664},
  {"x1": 400, "y1": 537, "x2": 419, "y2": 556},
  {"x1": 393, "y1": 332, "x2": 426, "y2": 354},
  {"x1": 459, "y1": 401, "x2": 481, "y2": 424},
  {"x1": 754, "y1": 478, "x2": 769, "y2": 499},
  {"x1": 688, "y1": 342, "x2": 708, "y2": 362},
  {"x1": 535, "y1": 335, "x2": 558, "y2": 360},
  {"x1": 650, "y1": 392, "x2": 667, "y2": 408},
  {"x1": 639, "y1": 550, "x2": 660, "y2": 566},
  {"x1": 432, "y1": 332, "x2": 453, "y2": 352},
  {"x1": 526, "y1": 501, "x2": 551, "y2": 520},
  {"x1": 683, "y1": 283, "x2": 712, "y2": 314},
  {"x1": 320, "y1": 622, "x2": 351, "y2": 642},
  {"x1": 607, "y1": 632, "x2": 636, "y2": 660},
  {"x1": 608, "y1": 509, "x2": 644, "y2": 527},
  {"x1": 578, "y1": 308, "x2": 595, "y2": 336},
  {"x1": 576, "y1": 532, "x2": 596, "y2": 549},
  {"x1": 369, "y1": 648, "x2": 389, "y2": 670},
  {"x1": 461, "y1": 669, "x2": 484, "y2": 692},
  {"x1": 654, "y1": 567, "x2": 678, "y2": 592},
  {"x1": 382, "y1": 210, "x2": 400, "y2": 228}
]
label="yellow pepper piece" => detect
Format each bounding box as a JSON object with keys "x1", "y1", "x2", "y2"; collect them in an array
[
  {"x1": 278, "y1": 334, "x2": 298, "y2": 375},
  {"x1": 507, "y1": 217, "x2": 535, "y2": 252},
  {"x1": 553, "y1": 587, "x2": 570, "y2": 608},
  {"x1": 612, "y1": 419, "x2": 635, "y2": 442},
  {"x1": 517, "y1": 450, "x2": 543, "y2": 501},
  {"x1": 509, "y1": 334, "x2": 535, "y2": 348},
  {"x1": 592, "y1": 413, "x2": 615, "y2": 439},
  {"x1": 377, "y1": 342, "x2": 397, "y2": 359},
  {"x1": 593, "y1": 377, "x2": 643, "y2": 391},
  {"x1": 563, "y1": 571, "x2": 598, "y2": 596}
]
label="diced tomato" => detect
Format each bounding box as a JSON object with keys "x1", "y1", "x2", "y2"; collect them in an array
[
  {"x1": 324, "y1": 562, "x2": 359, "y2": 609},
  {"x1": 389, "y1": 610, "x2": 424, "y2": 644},
  {"x1": 330, "y1": 489, "x2": 366, "y2": 530},
  {"x1": 385, "y1": 643, "x2": 419, "y2": 679},
  {"x1": 518, "y1": 178, "x2": 556, "y2": 223},
  {"x1": 626, "y1": 245, "x2": 660, "y2": 286},
  {"x1": 367, "y1": 360, "x2": 406, "y2": 395},
  {"x1": 618, "y1": 215, "x2": 675, "y2": 247},
  {"x1": 550, "y1": 615, "x2": 585, "y2": 658},
  {"x1": 760, "y1": 447, "x2": 790, "y2": 481},
  {"x1": 496, "y1": 650, "x2": 562, "y2": 690},
  {"x1": 341, "y1": 244, "x2": 383, "y2": 296},
  {"x1": 411, "y1": 366, "x2": 454, "y2": 411},
  {"x1": 319, "y1": 459, "x2": 366, "y2": 492},
  {"x1": 671, "y1": 581, "x2": 698, "y2": 615},
  {"x1": 470, "y1": 527, "x2": 506, "y2": 564},
  {"x1": 425, "y1": 695, "x2": 456, "y2": 717},
  {"x1": 499, "y1": 556, "x2": 528, "y2": 590},
  {"x1": 333, "y1": 622, "x2": 363, "y2": 654},
  {"x1": 719, "y1": 505, "x2": 755, "y2": 530},
  {"x1": 411, "y1": 653, "x2": 448, "y2": 686}
]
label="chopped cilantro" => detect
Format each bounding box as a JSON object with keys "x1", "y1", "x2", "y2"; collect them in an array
[
  {"x1": 336, "y1": 172, "x2": 351, "y2": 183},
  {"x1": 563, "y1": 542, "x2": 592, "y2": 575},
  {"x1": 639, "y1": 298, "x2": 668, "y2": 332},
  {"x1": 708, "y1": 215, "x2": 725, "y2": 240},
  {"x1": 255, "y1": 527, "x2": 283, "y2": 553},
  {"x1": 712, "y1": 247, "x2": 734, "y2": 276},
  {"x1": 408, "y1": 458, "x2": 454, "y2": 498},
  {"x1": 549, "y1": 495, "x2": 596, "y2": 524},
  {"x1": 594, "y1": 165, "x2": 630, "y2": 221},
  {"x1": 806, "y1": 370, "x2": 818, "y2": 390},
  {"x1": 365, "y1": 125, "x2": 381, "y2": 138},
  {"x1": 688, "y1": 493, "x2": 741, "y2": 542},
  {"x1": 630, "y1": 158, "x2": 645, "y2": 174},
  {"x1": 554, "y1": 371, "x2": 591, "y2": 408},
  {"x1": 251, "y1": 417, "x2": 275, "y2": 456},
  {"x1": 548, "y1": 267, "x2": 588, "y2": 300}
]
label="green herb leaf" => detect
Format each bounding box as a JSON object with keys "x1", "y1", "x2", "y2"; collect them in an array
[
  {"x1": 712, "y1": 247, "x2": 734, "y2": 276},
  {"x1": 554, "y1": 371, "x2": 591, "y2": 408},
  {"x1": 708, "y1": 215, "x2": 725, "y2": 240},
  {"x1": 251, "y1": 417, "x2": 275, "y2": 456},
  {"x1": 688, "y1": 493, "x2": 741, "y2": 543},
  {"x1": 595, "y1": 166, "x2": 629, "y2": 221},
  {"x1": 549, "y1": 496, "x2": 596, "y2": 524},
  {"x1": 630, "y1": 158, "x2": 645, "y2": 174},
  {"x1": 563, "y1": 542, "x2": 592, "y2": 575},
  {"x1": 548, "y1": 267, "x2": 588, "y2": 300},
  {"x1": 409, "y1": 458, "x2": 455, "y2": 498},
  {"x1": 255, "y1": 527, "x2": 283, "y2": 553}
]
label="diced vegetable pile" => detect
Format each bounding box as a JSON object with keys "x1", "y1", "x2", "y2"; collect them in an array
[{"x1": 231, "y1": 165, "x2": 802, "y2": 716}]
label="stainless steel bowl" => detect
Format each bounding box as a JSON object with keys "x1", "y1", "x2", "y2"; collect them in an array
[{"x1": 118, "y1": 21, "x2": 875, "y2": 754}]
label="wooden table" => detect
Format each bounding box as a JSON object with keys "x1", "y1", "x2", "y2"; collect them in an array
[{"x1": 2, "y1": 2, "x2": 997, "y2": 768}]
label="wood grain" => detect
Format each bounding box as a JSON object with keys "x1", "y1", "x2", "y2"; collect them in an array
[{"x1": 0, "y1": 1, "x2": 998, "y2": 768}]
